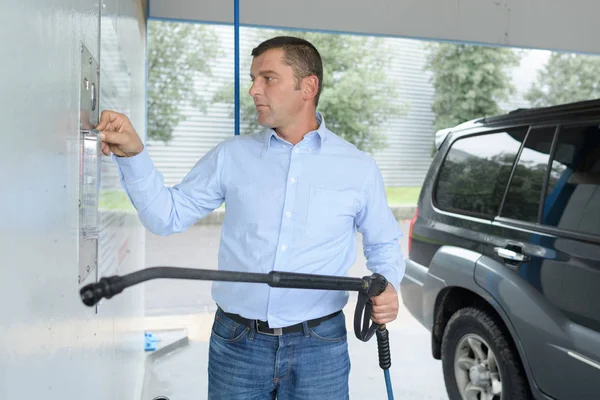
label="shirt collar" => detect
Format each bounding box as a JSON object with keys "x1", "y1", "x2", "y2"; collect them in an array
[{"x1": 261, "y1": 112, "x2": 328, "y2": 156}]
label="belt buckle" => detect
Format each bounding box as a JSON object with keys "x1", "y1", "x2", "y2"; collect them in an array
[{"x1": 255, "y1": 320, "x2": 283, "y2": 336}]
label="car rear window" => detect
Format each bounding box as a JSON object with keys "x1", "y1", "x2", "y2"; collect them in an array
[
  {"x1": 434, "y1": 128, "x2": 527, "y2": 219},
  {"x1": 542, "y1": 124, "x2": 600, "y2": 237}
]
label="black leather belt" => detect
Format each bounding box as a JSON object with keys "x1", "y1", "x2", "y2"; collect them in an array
[{"x1": 218, "y1": 307, "x2": 342, "y2": 336}]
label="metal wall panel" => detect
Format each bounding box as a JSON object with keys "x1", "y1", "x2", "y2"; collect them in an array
[{"x1": 0, "y1": 1, "x2": 147, "y2": 399}]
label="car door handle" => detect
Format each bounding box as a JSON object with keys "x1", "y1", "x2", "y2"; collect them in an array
[{"x1": 494, "y1": 247, "x2": 529, "y2": 262}]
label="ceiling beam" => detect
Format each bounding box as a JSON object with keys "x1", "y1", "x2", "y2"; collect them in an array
[{"x1": 149, "y1": 0, "x2": 599, "y2": 55}]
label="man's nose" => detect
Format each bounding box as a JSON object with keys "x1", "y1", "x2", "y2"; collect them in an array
[{"x1": 249, "y1": 81, "x2": 260, "y2": 97}]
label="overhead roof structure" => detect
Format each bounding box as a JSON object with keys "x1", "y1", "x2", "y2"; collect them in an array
[{"x1": 149, "y1": 0, "x2": 599, "y2": 55}]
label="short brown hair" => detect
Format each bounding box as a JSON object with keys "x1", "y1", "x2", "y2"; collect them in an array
[{"x1": 252, "y1": 36, "x2": 323, "y2": 107}]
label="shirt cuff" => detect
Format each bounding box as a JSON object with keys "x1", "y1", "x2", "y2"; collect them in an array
[
  {"x1": 377, "y1": 262, "x2": 405, "y2": 294},
  {"x1": 113, "y1": 147, "x2": 154, "y2": 182}
]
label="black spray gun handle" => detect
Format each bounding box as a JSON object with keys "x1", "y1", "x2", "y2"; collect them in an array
[
  {"x1": 354, "y1": 273, "x2": 393, "y2": 371},
  {"x1": 80, "y1": 267, "x2": 392, "y2": 370}
]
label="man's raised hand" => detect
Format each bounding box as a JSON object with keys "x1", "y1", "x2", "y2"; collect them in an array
[{"x1": 96, "y1": 110, "x2": 144, "y2": 157}]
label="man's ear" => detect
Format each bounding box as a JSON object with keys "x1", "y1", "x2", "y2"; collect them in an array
[{"x1": 302, "y1": 75, "x2": 319, "y2": 102}]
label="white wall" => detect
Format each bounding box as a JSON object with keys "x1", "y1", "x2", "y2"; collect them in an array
[
  {"x1": 150, "y1": 0, "x2": 600, "y2": 55},
  {"x1": 0, "y1": 1, "x2": 147, "y2": 399}
]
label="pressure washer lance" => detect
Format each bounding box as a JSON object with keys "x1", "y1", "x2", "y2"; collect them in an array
[{"x1": 80, "y1": 267, "x2": 395, "y2": 399}]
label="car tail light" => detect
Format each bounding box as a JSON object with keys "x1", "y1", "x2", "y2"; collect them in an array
[{"x1": 408, "y1": 208, "x2": 418, "y2": 256}]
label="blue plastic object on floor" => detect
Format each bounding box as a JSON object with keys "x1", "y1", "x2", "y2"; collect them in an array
[{"x1": 145, "y1": 331, "x2": 159, "y2": 351}]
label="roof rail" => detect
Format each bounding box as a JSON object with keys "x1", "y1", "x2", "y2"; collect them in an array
[{"x1": 483, "y1": 98, "x2": 600, "y2": 125}]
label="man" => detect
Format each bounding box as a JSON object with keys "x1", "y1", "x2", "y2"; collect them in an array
[{"x1": 97, "y1": 36, "x2": 405, "y2": 399}]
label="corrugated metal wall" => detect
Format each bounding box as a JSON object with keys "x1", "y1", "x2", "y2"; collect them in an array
[
  {"x1": 145, "y1": 23, "x2": 531, "y2": 188},
  {"x1": 146, "y1": 24, "x2": 236, "y2": 187},
  {"x1": 369, "y1": 38, "x2": 436, "y2": 187}
]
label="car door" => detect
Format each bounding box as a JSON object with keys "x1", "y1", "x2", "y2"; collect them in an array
[
  {"x1": 482, "y1": 122, "x2": 600, "y2": 399},
  {"x1": 412, "y1": 126, "x2": 530, "y2": 269}
]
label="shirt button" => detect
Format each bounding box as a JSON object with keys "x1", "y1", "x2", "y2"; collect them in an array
[
  {"x1": 285, "y1": 212, "x2": 291, "y2": 217},
  {"x1": 294, "y1": 148, "x2": 299, "y2": 153},
  {"x1": 281, "y1": 145, "x2": 286, "y2": 148},
  {"x1": 290, "y1": 177, "x2": 296, "y2": 183},
  {"x1": 281, "y1": 245, "x2": 287, "y2": 251}
]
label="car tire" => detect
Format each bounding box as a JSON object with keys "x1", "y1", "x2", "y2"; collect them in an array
[{"x1": 441, "y1": 307, "x2": 532, "y2": 400}]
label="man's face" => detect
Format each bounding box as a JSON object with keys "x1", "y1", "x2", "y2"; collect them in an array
[{"x1": 249, "y1": 49, "x2": 304, "y2": 129}]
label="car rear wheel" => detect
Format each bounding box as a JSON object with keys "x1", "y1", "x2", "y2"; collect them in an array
[{"x1": 441, "y1": 307, "x2": 532, "y2": 400}]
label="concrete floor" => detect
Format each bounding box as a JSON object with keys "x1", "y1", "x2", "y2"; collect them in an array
[{"x1": 142, "y1": 223, "x2": 448, "y2": 399}]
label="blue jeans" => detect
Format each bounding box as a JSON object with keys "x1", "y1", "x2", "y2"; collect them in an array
[{"x1": 208, "y1": 308, "x2": 351, "y2": 399}]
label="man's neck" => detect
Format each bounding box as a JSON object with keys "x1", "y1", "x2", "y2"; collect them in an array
[{"x1": 275, "y1": 114, "x2": 319, "y2": 145}]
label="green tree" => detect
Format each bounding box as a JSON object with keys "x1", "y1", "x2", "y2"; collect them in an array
[
  {"x1": 425, "y1": 44, "x2": 520, "y2": 131},
  {"x1": 215, "y1": 31, "x2": 407, "y2": 154},
  {"x1": 525, "y1": 53, "x2": 600, "y2": 107},
  {"x1": 147, "y1": 21, "x2": 220, "y2": 142}
]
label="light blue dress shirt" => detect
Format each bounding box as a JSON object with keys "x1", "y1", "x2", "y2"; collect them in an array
[{"x1": 114, "y1": 113, "x2": 405, "y2": 328}]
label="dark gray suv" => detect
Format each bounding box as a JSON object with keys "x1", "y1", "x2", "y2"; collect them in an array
[{"x1": 401, "y1": 99, "x2": 600, "y2": 400}]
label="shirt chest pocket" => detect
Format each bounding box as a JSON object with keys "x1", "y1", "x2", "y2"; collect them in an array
[{"x1": 304, "y1": 186, "x2": 359, "y2": 240}]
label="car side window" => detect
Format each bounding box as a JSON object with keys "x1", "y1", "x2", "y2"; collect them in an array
[
  {"x1": 501, "y1": 126, "x2": 556, "y2": 223},
  {"x1": 434, "y1": 128, "x2": 528, "y2": 219},
  {"x1": 541, "y1": 124, "x2": 600, "y2": 237}
]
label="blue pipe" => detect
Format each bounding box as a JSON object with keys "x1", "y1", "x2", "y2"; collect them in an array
[
  {"x1": 234, "y1": 0, "x2": 240, "y2": 135},
  {"x1": 384, "y1": 369, "x2": 394, "y2": 399}
]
